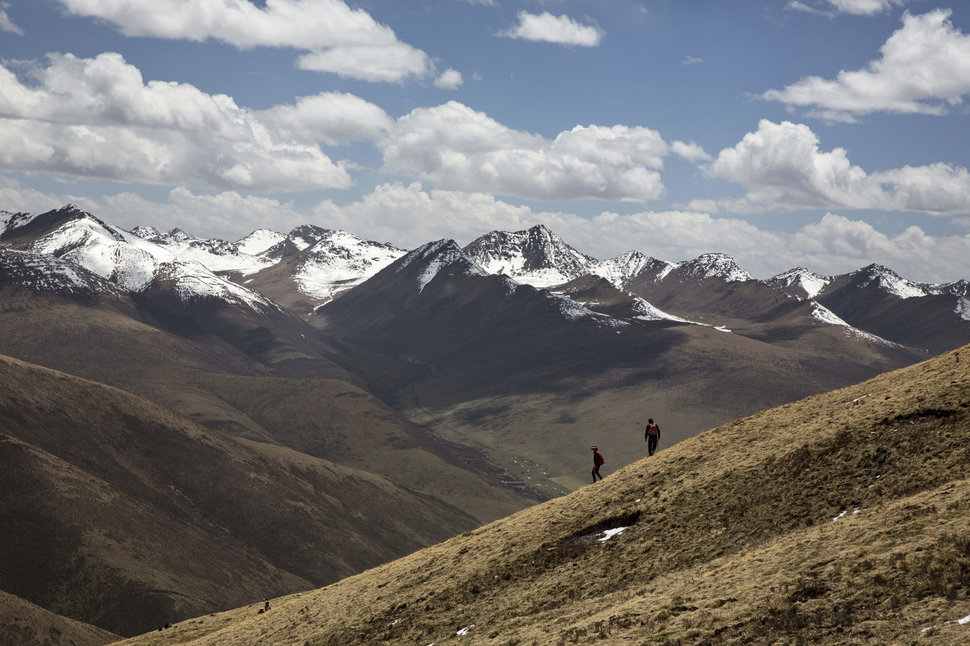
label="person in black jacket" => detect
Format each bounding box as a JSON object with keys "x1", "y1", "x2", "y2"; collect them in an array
[
  {"x1": 645, "y1": 418, "x2": 661, "y2": 456},
  {"x1": 591, "y1": 446, "x2": 604, "y2": 482}
]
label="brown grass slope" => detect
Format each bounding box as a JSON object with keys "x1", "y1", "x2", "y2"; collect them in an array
[
  {"x1": 115, "y1": 344, "x2": 970, "y2": 645},
  {"x1": 0, "y1": 354, "x2": 477, "y2": 637},
  {"x1": 0, "y1": 589, "x2": 119, "y2": 646},
  {"x1": 0, "y1": 288, "x2": 535, "y2": 523}
]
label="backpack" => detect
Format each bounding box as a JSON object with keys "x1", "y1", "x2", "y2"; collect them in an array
[
  {"x1": 647, "y1": 423, "x2": 659, "y2": 436},
  {"x1": 595, "y1": 451, "x2": 604, "y2": 466}
]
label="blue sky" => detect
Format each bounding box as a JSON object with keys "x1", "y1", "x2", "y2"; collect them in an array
[{"x1": 1, "y1": 0, "x2": 969, "y2": 282}]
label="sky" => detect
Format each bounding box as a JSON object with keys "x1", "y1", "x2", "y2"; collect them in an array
[{"x1": 1, "y1": 0, "x2": 969, "y2": 282}]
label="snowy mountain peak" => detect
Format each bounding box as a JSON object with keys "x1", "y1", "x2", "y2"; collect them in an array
[
  {"x1": 593, "y1": 251, "x2": 674, "y2": 287},
  {"x1": 397, "y1": 239, "x2": 487, "y2": 292},
  {"x1": 679, "y1": 253, "x2": 752, "y2": 282},
  {"x1": 286, "y1": 224, "x2": 332, "y2": 251},
  {"x1": 464, "y1": 225, "x2": 597, "y2": 288},
  {"x1": 857, "y1": 264, "x2": 926, "y2": 299},
  {"x1": 235, "y1": 229, "x2": 286, "y2": 256},
  {"x1": 167, "y1": 228, "x2": 194, "y2": 243},
  {"x1": 769, "y1": 267, "x2": 831, "y2": 300},
  {"x1": 1, "y1": 206, "x2": 276, "y2": 312},
  {"x1": 291, "y1": 229, "x2": 406, "y2": 303},
  {"x1": 130, "y1": 225, "x2": 162, "y2": 240}
]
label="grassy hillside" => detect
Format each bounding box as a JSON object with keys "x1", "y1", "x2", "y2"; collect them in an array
[
  {"x1": 0, "y1": 295, "x2": 537, "y2": 523},
  {"x1": 0, "y1": 590, "x2": 118, "y2": 646},
  {"x1": 114, "y1": 344, "x2": 970, "y2": 645},
  {"x1": 0, "y1": 354, "x2": 478, "y2": 637}
]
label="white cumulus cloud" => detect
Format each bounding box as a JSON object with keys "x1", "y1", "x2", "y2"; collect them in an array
[
  {"x1": 259, "y1": 92, "x2": 393, "y2": 146},
  {"x1": 379, "y1": 101, "x2": 668, "y2": 202},
  {"x1": 0, "y1": 53, "x2": 358, "y2": 191},
  {"x1": 502, "y1": 11, "x2": 602, "y2": 47},
  {"x1": 764, "y1": 10, "x2": 970, "y2": 118},
  {"x1": 435, "y1": 69, "x2": 464, "y2": 90},
  {"x1": 56, "y1": 0, "x2": 434, "y2": 83},
  {"x1": 708, "y1": 119, "x2": 970, "y2": 215},
  {"x1": 671, "y1": 140, "x2": 712, "y2": 163}
]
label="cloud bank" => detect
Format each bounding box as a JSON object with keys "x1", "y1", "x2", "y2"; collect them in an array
[
  {"x1": 379, "y1": 101, "x2": 667, "y2": 201},
  {"x1": 56, "y1": 0, "x2": 434, "y2": 83},
  {"x1": 764, "y1": 10, "x2": 970, "y2": 119},
  {"x1": 0, "y1": 53, "x2": 367, "y2": 191},
  {"x1": 709, "y1": 120, "x2": 970, "y2": 215}
]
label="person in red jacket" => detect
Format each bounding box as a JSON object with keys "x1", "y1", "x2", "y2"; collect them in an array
[
  {"x1": 591, "y1": 446, "x2": 605, "y2": 482},
  {"x1": 645, "y1": 418, "x2": 661, "y2": 456}
]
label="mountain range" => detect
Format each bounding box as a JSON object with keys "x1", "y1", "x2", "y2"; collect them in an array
[{"x1": 1, "y1": 204, "x2": 968, "y2": 638}]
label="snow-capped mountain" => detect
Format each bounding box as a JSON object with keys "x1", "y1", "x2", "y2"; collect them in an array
[
  {"x1": 136, "y1": 222, "x2": 407, "y2": 311},
  {"x1": 0, "y1": 246, "x2": 123, "y2": 298},
  {"x1": 4, "y1": 205, "x2": 969, "y2": 355},
  {"x1": 592, "y1": 251, "x2": 676, "y2": 288},
  {"x1": 1, "y1": 206, "x2": 275, "y2": 313},
  {"x1": 852, "y1": 264, "x2": 928, "y2": 299},
  {"x1": 768, "y1": 267, "x2": 831, "y2": 300},
  {"x1": 671, "y1": 252, "x2": 754, "y2": 283},
  {"x1": 396, "y1": 239, "x2": 490, "y2": 293},
  {"x1": 129, "y1": 225, "x2": 277, "y2": 275},
  {"x1": 464, "y1": 224, "x2": 599, "y2": 288},
  {"x1": 292, "y1": 229, "x2": 405, "y2": 301}
]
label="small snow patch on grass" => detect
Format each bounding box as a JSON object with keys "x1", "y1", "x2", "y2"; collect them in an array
[{"x1": 599, "y1": 527, "x2": 628, "y2": 542}]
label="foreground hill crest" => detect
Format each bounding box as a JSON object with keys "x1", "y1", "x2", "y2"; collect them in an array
[{"x1": 113, "y1": 345, "x2": 970, "y2": 645}]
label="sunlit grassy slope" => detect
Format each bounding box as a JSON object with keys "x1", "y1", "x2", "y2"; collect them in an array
[{"x1": 116, "y1": 345, "x2": 970, "y2": 645}]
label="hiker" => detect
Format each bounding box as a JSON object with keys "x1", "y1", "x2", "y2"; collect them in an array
[
  {"x1": 263, "y1": 597, "x2": 270, "y2": 611},
  {"x1": 645, "y1": 418, "x2": 661, "y2": 456},
  {"x1": 591, "y1": 446, "x2": 605, "y2": 482}
]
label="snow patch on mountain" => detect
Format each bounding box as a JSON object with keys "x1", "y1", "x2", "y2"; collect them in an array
[
  {"x1": 395, "y1": 240, "x2": 488, "y2": 292},
  {"x1": 464, "y1": 225, "x2": 597, "y2": 288},
  {"x1": 17, "y1": 209, "x2": 274, "y2": 312},
  {"x1": 0, "y1": 247, "x2": 120, "y2": 296},
  {"x1": 680, "y1": 253, "x2": 753, "y2": 282},
  {"x1": 236, "y1": 229, "x2": 287, "y2": 256},
  {"x1": 593, "y1": 251, "x2": 675, "y2": 287},
  {"x1": 129, "y1": 225, "x2": 274, "y2": 275},
  {"x1": 811, "y1": 302, "x2": 901, "y2": 346},
  {"x1": 32, "y1": 216, "x2": 161, "y2": 291},
  {"x1": 631, "y1": 297, "x2": 693, "y2": 323},
  {"x1": 0, "y1": 211, "x2": 25, "y2": 236},
  {"x1": 294, "y1": 230, "x2": 405, "y2": 301},
  {"x1": 859, "y1": 265, "x2": 926, "y2": 299},
  {"x1": 956, "y1": 297, "x2": 970, "y2": 322},
  {"x1": 156, "y1": 260, "x2": 275, "y2": 311},
  {"x1": 771, "y1": 267, "x2": 830, "y2": 299}
]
